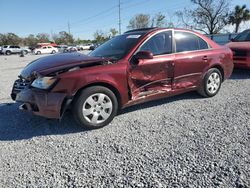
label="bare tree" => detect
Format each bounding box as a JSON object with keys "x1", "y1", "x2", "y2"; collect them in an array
[
  {"x1": 36, "y1": 33, "x2": 50, "y2": 43},
  {"x1": 109, "y1": 28, "x2": 118, "y2": 38},
  {"x1": 127, "y1": 14, "x2": 151, "y2": 29},
  {"x1": 53, "y1": 31, "x2": 74, "y2": 45},
  {"x1": 229, "y1": 5, "x2": 250, "y2": 33},
  {"x1": 176, "y1": 0, "x2": 230, "y2": 34},
  {"x1": 93, "y1": 30, "x2": 108, "y2": 43},
  {"x1": 151, "y1": 13, "x2": 166, "y2": 27}
]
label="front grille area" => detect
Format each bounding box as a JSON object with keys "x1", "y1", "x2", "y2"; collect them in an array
[
  {"x1": 11, "y1": 78, "x2": 31, "y2": 100},
  {"x1": 233, "y1": 49, "x2": 247, "y2": 57}
]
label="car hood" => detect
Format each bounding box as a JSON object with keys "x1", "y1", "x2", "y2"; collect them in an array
[
  {"x1": 226, "y1": 42, "x2": 250, "y2": 50},
  {"x1": 21, "y1": 52, "x2": 104, "y2": 79}
]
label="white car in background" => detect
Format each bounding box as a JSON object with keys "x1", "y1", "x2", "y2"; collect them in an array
[
  {"x1": 2, "y1": 45, "x2": 31, "y2": 55},
  {"x1": 34, "y1": 46, "x2": 58, "y2": 55},
  {"x1": 78, "y1": 44, "x2": 92, "y2": 50}
]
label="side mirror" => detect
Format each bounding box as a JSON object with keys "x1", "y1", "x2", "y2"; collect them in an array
[{"x1": 134, "y1": 51, "x2": 153, "y2": 60}]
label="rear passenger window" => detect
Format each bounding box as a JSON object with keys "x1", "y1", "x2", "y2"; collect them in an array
[
  {"x1": 175, "y1": 31, "x2": 209, "y2": 52},
  {"x1": 139, "y1": 31, "x2": 172, "y2": 56}
]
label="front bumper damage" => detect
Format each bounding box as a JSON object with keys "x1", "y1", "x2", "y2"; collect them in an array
[{"x1": 14, "y1": 89, "x2": 67, "y2": 119}]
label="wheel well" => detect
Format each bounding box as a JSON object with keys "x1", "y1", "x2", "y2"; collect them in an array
[
  {"x1": 211, "y1": 65, "x2": 224, "y2": 81},
  {"x1": 73, "y1": 82, "x2": 122, "y2": 109}
]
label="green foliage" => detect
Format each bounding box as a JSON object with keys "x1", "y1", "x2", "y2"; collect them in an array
[
  {"x1": 127, "y1": 14, "x2": 151, "y2": 29},
  {"x1": 93, "y1": 30, "x2": 109, "y2": 43},
  {"x1": 109, "y1": 28, "x2": 118, "y2": 38},
  {"x1": 228, "y1": 5, "x2": 250, "y2": 33},
  {"x1": 36, "y1": 33, "x2": 50, "y2": 43},
  {"x1": 0, "y1": 33, "x2": 21, "y2": 45},
  {"x1": 23, "y1": 34, "x2": 38, "y2": 47},
  {"x1": 127, "y1": 13, "x2": 173, "y2": 29},
  {"x1": 53, "y1": 31, "x2": 74, "y2": 45}
]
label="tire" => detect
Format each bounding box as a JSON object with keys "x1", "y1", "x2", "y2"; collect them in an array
[
  {"x1": 72, "y1": 86, "x2": 118, "y2": 129},
  {"x1": 51, "y1": 50, "x2": 56, "y2": 54},
  {"x1": 6, "y1": 51, "x2": 11, "y2": 55},
  {"x1": 36, "y1": 51, "x2": 41, "y2": 55},
  {"x1": 198, "y1": 68, "x2": 222, "y2": 97},
  {"x1": 24, "y1": 50, "x2": 28, "y2": 55}
]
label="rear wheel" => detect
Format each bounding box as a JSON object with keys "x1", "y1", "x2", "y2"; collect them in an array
[
  {"x1": 198, "y1": 68, "x2": 222, "y2": 97},
  {"x1": 36, "y1": 51, "x2": 41, "y2": 55},
  {"x1": 6, "y1": 51, "x2": 11, "y2": 55},
  {"x1": 51, "y1": 50, "x2": 56, "y2": 54},
  {"x1": 73, "y1": 86, "x2": 118, "y2": 129}
]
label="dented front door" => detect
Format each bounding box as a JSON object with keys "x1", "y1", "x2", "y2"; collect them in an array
[{"x1": 128, "y1": 31, "x2": 174, "y2": 99}]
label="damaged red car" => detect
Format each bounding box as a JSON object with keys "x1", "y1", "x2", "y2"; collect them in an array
[
  {"x1": 11, "y1": 28, "x2": 233, "y2": 129},
  {"x1": 227, "y1": 29, "x2": 250, "y2": 69}
]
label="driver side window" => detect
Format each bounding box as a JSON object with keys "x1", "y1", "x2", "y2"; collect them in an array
[{"x1": 139, "y1": 31, "x2": 172, "y2": 56}]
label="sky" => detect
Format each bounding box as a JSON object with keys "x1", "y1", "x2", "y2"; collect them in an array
[{"x1": 0, "y1": 0, "x2": 249, "y2": 40}]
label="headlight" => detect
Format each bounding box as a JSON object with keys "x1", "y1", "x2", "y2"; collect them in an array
[{"x1": 31, "y1": 77, "x2": 58, "y2": 90}]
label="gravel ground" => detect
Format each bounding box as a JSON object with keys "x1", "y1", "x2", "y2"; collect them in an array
[{"x1": 0, "y1": 53, "x2": 249, "y2": 187}]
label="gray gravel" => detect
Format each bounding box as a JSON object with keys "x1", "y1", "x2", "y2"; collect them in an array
[{"x1": 0, "y1": 54, "x2": 249, "y2": 187}]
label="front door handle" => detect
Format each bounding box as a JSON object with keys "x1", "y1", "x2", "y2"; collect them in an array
[{"x1": 202, "y1": 56, "x2": 208, "y2": 61}]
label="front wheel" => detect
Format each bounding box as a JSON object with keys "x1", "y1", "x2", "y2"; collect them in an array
[
  {"x1": 198, "y1": 68, "x2": 222, "y2": 97},
  {"x1": 51, "y1": 50, "x2": 56, "y2": 54},
  {"x1": 72, "y1": 86, "x2": 118, "y2": 129}
]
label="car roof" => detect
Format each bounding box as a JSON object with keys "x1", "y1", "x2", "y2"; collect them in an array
[{"x1": 124, "y1": 27, "x2": 203, "y2": 36}]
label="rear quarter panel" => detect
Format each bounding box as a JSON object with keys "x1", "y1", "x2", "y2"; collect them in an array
[{"x1": 208, "y1": 46, "x2": 233, "y2": 80}]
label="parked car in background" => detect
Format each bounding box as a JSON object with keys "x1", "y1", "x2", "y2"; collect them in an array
[
  {"x1": 79, "y1": 44, "x2": 92, "y2": 50},
  {"x1": 37, "y1": 42, "x2": 58, "y2": 47},
  {"x1": 89, "y1": 44, "x2": 99, "y2": 51},
  {"x1": 34, "y1": 46, "x2": 58, "y2": 55},
  {"x1": 66, "y1": 46, "x2": 78, "y2": 52},
  {"x1": 0, "y1": 46, "x2": 2, "y2": 54},
  {"x1": 206, "y1": 33, "x2": 237, "y2": 45},
  {"x1": 11, "y1": 28, "x2": 233, "y2": 129},
  {"x1": 55, "y1": 45, "x2": 68, "y2": 53},
  {"x1": 226, "y1": 29, "x2": 250, "y2": 69},
  {"x1": 2, "y1": 45, "x2": 30, "y2": 55}
]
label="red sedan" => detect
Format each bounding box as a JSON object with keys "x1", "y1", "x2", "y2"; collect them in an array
[
  {"x1": 11, "y1": 28, "x2": 233, "y2": 129},
  {"x1": 227, "y1": 29, "x2": 250, "y2": 69}
]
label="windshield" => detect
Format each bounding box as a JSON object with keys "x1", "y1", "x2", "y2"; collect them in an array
[
  {"x1": 233, "y1": 30, "x2": 250, "y2": 42},
  {"x1": 89, "y1": 34, "x2": 143, "y2": 60}
]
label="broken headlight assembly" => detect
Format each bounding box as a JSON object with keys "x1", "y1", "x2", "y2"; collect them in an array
[{"x1": 31, "y1": 76, "x2": 58, "y2": 90}]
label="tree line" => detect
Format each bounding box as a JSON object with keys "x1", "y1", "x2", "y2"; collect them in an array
[
  {"x1": 0, "y1": 28, "x2": 119, "y2": 47},
  {"x1": 128, "y1": 1, "x2": 250, "y2": 34},
  {"x1": 0, "y1": 0, "x2": 249, "y2": 47}
]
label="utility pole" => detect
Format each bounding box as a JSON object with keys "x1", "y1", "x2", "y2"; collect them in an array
[
  {"x1": 50, "y1": 29, "x2": 54, "y2": 41},
  {"x1": 68, "y1": 21, "x2": 71, "y2": 35},
  {"x1": 118, "y1": 0, "x2": 121, "y2": 34}
]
